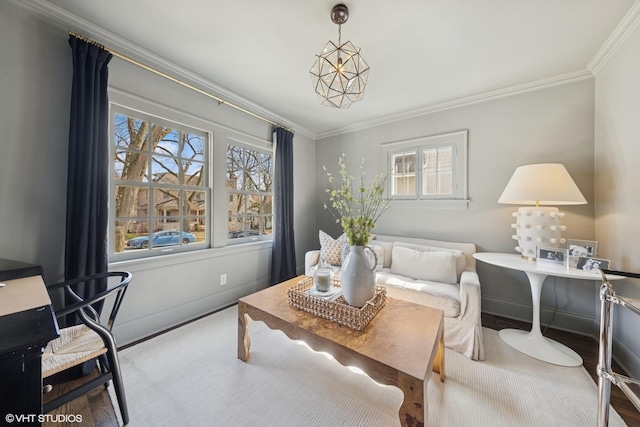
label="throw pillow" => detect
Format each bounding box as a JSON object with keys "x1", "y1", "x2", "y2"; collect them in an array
[
  {"x1": 390, "y1": 246, "x2": 458, "y2": 284},
  {"x1": 319, "y1": 230, "x2": 347, "y2": 266},
  {"x1": 393, "y1": 242, "x2": 466, "y2": 278}
]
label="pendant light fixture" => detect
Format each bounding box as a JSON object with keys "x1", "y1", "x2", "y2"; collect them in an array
[{"x1": 310, "y1": 4, "x2": 369, "y2": 109}]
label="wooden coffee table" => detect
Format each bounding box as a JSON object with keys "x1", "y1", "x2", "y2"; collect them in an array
[{"x1": 238, "y1": 275, "x2": 444, "y2": 427}]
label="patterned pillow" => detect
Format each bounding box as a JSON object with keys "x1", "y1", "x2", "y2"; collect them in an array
[{"x1": 319, "y1": 230, "x2": 347, "y2": 266}]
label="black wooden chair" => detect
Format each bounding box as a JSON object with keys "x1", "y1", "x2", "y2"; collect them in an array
[{"x1": 42, "y1": 271, "x2": 132, "y2": 424}]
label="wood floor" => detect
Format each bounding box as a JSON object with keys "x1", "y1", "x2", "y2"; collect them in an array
[{"x1": 43, "y1": 312, "x2": 640, "y2": 427}]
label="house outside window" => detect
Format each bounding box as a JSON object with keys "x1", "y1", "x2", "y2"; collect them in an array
[
  {"x1": 226, "y1": 144, "x2": 273, "y2": 241},
  {"x1": 383, "y1": 130, "x2": 468, "y2": 206},
  {"x1": 110, "y1": 106, "x2": 208, "y2": 259}
]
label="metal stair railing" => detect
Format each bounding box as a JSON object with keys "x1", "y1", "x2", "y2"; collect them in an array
[{"x1": 597, "y1": 269, "x2": 640, "y2": 427}]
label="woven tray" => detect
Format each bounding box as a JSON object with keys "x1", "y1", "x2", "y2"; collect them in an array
[{"x1": 287, "y1": 276, "x2": 386, "y2": 331}]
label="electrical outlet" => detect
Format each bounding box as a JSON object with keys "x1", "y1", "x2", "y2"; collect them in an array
[{"x1": 220, "y1": 274, "x2": 227, "y2": 286}]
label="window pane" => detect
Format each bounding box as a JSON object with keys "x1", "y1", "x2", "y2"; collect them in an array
[
  {"x1": 404, "y1": 153, "x2": 416, "y2": 173},
  {"x1": 264, "y1": 216, "x2": 273, "y2": 235},
  {"x1": 152, "y1": 155, "x2": 180, "y2": 181},
  {"x1": 227, "y1": 146, "x2": 244, "y2": 190},
  {"x1": 422, "y1": 172, "x2": 437, "y2": 195},
  {"x1": 421, "y1": 146, "x2": 453, "y2": 196},
  {"x1": 183, "y1": 160, "x2": 204, "y2": 186},
  {"x1": 114, "y1": 114, "x2": 149, "y2": 151},
  {"x1": 438, "y1": 146, "x2": 452, "y2": 170},
  {"x1": 261, "y1": 195, "x2": 272, "y2": 215},
  {"x1": 229, "y1": 193, "x2": 245, "y2": 215},
  {"x1": 390, "y1": 151, "x2": 416, "y2": 196},
  {"x1": 153, "y1": 187, "x2": 180, "y2": 218},
  {"x1": 154, "y1": 127, "x2": 179, "y2": 156},
  {"x1": 182, "y1": 132, "x2": 205, "y2": 162},
  {"x1": 228, "y1": 215, "x2": 246, "y2": 238},
  {"x1": 184, "y1": 190, "x2": 206, "y2": 216},
  {"x1": 423, "y1": 149, "x2": 437, "y2": 172},
  {"x1": 439, "y1": 171, "x2": 453, "y2": 194},
  {"x1": 227, "y1": 144, "x2": 273, "y2": 241},
  {"x1": 246, "y1": 216, "x2": 261, "y2": 233},
  {"x1": 247, "y1": 196, "x2": 260, "y2": 216}
]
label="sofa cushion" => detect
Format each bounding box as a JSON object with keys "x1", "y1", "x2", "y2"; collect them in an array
[
  {"x1": 376, "y1": 269, "x2": 461, "y2": 317},
  {"x1": 390, "y1": 246, "x2": 458, "y2": 285},
  {"x1": 393, "y1": 242, "x2": 466, "y2": 279},
  {"x1": 319, "y1": 230, "x2": 347, "y2": 266}
]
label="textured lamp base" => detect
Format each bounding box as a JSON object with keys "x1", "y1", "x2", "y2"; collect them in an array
[{"x1": 511, "y1": 207, "x2": 566, "y2": 258}]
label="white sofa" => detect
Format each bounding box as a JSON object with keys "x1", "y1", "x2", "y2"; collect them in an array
[{"x1": 305, "y1": 233, "x2": 485, "y2": 360}]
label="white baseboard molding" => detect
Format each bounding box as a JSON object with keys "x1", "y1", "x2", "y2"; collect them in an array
[
  {"x1": 113, "y1": 279, "x2": 265, "y2": 347},
  {"x1": 482, "y1": 296, "x2": 597, "y2": 336}
]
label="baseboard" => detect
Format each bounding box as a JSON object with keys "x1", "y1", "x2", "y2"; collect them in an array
[
  {"x1": 113, "y1": 279, "x2": 265, "y2": 347},
  {"x1": 482, "y1": 296, "x2": 596, "y2": 336}
]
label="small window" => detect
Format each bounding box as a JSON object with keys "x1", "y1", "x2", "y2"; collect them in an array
[
  {"x1": 383, "y1": 130, "x2": 468, "y2": 205},
  {"x1": 227, "y1": 144, "x2": 273, "y2": 242}
]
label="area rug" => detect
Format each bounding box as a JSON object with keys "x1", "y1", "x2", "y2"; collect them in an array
[{"x1": 110, "y1": 306, "x2": 626, "y2": 426}]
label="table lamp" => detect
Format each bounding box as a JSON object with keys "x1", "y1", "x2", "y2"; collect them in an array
[{"x1": 498, "y1": 163, "x2": 587, "y2": 259}]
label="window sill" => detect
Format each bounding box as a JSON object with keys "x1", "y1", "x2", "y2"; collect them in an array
[
  {"x1": 390, "y1": 199, "x2": 470, "y2": 209},
  {"x1": 109, "y1": 240, "x2": 272, "y2": 271}
]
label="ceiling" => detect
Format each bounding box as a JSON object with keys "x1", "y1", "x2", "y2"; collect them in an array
[{"x1": 34, "y1": 0, "x2": 635, "y2": 138}]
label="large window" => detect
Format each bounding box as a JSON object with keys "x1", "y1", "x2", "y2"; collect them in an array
[
  {"x1": 226, "y1": 144, "x2": 273, "y2": 242},
  {"x1": 110, "y1": 107, "x2": 208, "y2": 259},
  {"x1": 383, "y1": 130, "x2": 468, "y2": 205}
]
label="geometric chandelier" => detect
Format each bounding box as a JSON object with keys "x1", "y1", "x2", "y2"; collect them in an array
[{"x1": 310, "y1": 4, "x2": 369, "y2": 109}]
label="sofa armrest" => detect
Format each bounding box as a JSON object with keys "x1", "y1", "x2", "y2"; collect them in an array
[
  {"x1": 458, "y1": 269, "x2": 482, "y2": 324},
  {"x1": 305, "y1": 250, "x2": 321, "y2": 276}
]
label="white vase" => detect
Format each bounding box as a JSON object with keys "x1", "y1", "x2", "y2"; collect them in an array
[{"x1": 340, "y1": 245, "x2": 377, "y2": 308}]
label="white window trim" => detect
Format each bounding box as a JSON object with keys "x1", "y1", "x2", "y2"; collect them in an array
[{"x1": 382, "y1": 130, "x2": 469, "y2": 209}]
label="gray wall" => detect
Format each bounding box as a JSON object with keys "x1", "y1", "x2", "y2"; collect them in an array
[
  {"x1": 0, "y1": 1, "x2": 70, "y2": 284},
  {"x1": 0, "y1": 1, "x2": 317, "y2": 346},
  {"x1": 316, "y1": 79, "x2": 600, "y2": 335},
  {"x1": 595, "y1": 22, "x2": 640, "y2": 378}
]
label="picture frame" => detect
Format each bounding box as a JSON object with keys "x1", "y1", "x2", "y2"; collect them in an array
[
  {"x1": 566, "y1": 239, "x2": 598, "y2": 257},
  {"x1": 576, "y1": 257, "x2": 610, "y2": 272},
  {"x1": 537, "y1": 246, "x2": 568, "y2": 266},
  {"x1": 566, "y1": 239, "x2": 598, "y2": 269}
]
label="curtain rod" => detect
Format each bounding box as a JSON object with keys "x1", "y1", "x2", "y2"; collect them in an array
[{"x1": 69, "y1": 32, "x2": 294, "y2": 134}]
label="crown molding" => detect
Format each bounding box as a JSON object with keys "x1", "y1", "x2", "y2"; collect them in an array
[
  {"x1": 17, "y1": 0, "x2": 315, "y2": 140},
  {"x1": 588, "y1": 0, "x2": 640, "y2": 75},
  {"x1": 316, "y1": 69, "x2": 594, "y2": 139}
]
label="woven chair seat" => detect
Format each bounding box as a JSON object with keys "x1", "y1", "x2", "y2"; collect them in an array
[
  {"x1": 42, "y1": 271, "x2": 131, "y2": 424},
  {"x1": 42, "y1": 324, "x2": 107, "y2": 378}
]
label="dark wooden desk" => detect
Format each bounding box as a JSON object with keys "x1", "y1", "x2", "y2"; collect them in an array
[{"x1": 0, "y1": 261, "x2": 58, "y2": 426}]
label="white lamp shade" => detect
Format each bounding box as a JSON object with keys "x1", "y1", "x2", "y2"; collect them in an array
[{"x1": 498, "y1": 163, "x2": 587, "y2": 205}]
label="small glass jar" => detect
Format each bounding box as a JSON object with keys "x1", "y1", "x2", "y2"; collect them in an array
[{"x1": 314, "y1": 258, "x2": 333, "y2": 292}]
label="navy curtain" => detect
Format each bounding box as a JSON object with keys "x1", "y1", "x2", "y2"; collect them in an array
[
  {"x1": 270, "y1": 128, "x2": 297, "y2": 284},
  {"x1": 64, "y1": 36, "x2": 112, "y2": 320}
]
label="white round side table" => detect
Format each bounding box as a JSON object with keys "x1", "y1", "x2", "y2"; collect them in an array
[{"x1": 474, "y1": 252, "x2": 621, "y2": 367}]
